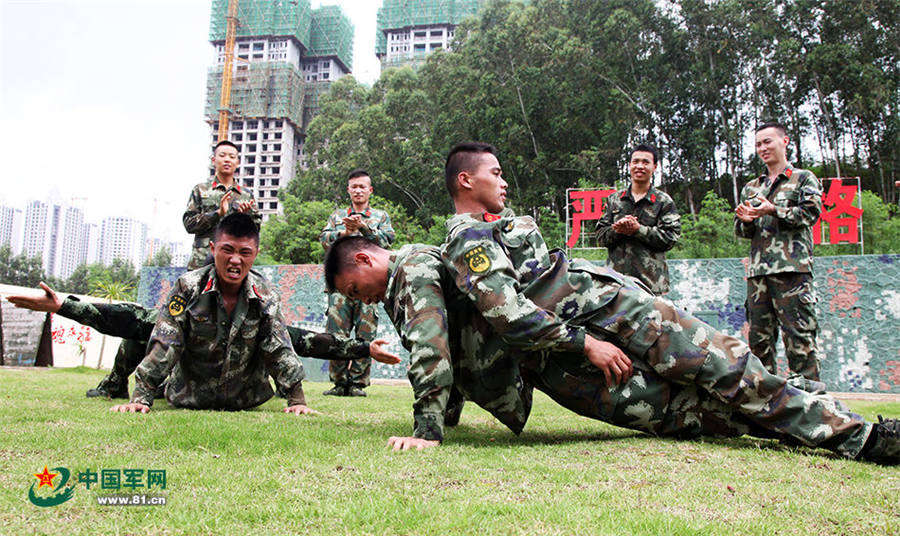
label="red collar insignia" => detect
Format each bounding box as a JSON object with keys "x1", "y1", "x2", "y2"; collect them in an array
[
  {"x1": 483, "y1": 212, "x2": 501, "y2": 222},
  {"x1": 649, "y1": 194, "x2": 656, "y2": 203},
  {"x1": 203, "y1": 278, "x2": 214, "y2": 293},
  {"x1": 620, "y1": 190, "x2": 628, "y2": 199},
  {"x1": 212, "y1": 180, "x2": 220, "y2": 189},
  {"x1": 251, "y1": 284, "x2": 262, "y2": 299},
  {"x1": 784, "y1": 168, "x2": 793, "y2": 178}
]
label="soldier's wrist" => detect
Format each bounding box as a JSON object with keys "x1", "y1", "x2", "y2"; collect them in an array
[
  {"x1": 413, "y1": 412, "x2": 445, "y2": 442},
  {"x1": 287, "y1": 382, "x2": 306, "y2": 407},
  {"x1": 56, "y1": 296, "x2": 82, "y2": 318}
]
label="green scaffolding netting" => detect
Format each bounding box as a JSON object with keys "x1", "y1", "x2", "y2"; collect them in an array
[
  {"x1": 308, "y1": 6, "x2": 354, "y2": 71},
  {"x1": 209, "y1": 0, "x2": 312, "y2": 44},
  {"x1": 376, "y1": 0, "x2": 482, "y2": 55},
  {"x1": 205, "y1": 62, "x2": 305, "y2": 128}
]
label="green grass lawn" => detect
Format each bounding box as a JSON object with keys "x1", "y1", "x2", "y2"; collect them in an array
[{"x1": 1, "y1": 367, "x2": 898, "y2": 536}]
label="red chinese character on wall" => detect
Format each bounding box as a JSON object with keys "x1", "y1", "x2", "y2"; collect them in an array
[
  {"x1": 566, "y1": 189, "x2": 616, "y2": 248},
  {"x1": 813, "y1": 179, "x2": 862, "y2": 245}
]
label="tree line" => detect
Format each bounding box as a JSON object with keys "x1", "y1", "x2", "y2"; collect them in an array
[{"x1": 262, "y1": 0, "x2": 898, "y2": 263}]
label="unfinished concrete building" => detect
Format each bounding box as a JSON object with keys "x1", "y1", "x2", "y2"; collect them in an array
[
  {"x1": 206, "y1": 0, "x2": 354, "y2": 219},
  {"x1": 376, "y1": 0, "x2": 482, "y2": 68}
]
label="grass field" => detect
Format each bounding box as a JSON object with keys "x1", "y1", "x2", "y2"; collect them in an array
[{"x1": 1, "y1": 367, "x2": 898, "y2": 536}]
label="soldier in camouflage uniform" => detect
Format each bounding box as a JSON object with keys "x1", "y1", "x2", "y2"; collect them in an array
[
  {"x1": 183, "y1": 140, "x2": 262, "y2": 269},
  {"x1": 735, "y1": 122, "x2": 822, "y2": 381},
  {"x1": 595, "y1": 144, "x2": 681, "y2": 295},
  {"x1": 320, "y1": 169, "x2": 395, "y2": 397},
  {"x1": 108, "y1": 213, "x2": 309, "y2": 413},
  {"x1": 321, "y1": 142, "x2": 900, "y2": 463}
]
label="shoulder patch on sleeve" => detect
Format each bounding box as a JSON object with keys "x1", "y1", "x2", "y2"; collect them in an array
[
  {"x1": 168, "y1": 295, "x2": 187, "y2": 317},
  {"x1": 464, "y1": 245, "x2": 491, "y2": 274}
]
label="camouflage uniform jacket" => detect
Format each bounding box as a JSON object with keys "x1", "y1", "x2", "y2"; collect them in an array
[
  {"x1": 58, "y1": 296, "x2": 369, "y2": 362},
  {"x1": 57, "y1": 296, "x2": 157, "y2": 342},
  {"x1": 384, "y1": 244, "x2": 532, "y2": 441},
  {"x1": 183, "y1": 179, "x2": 261, "y2": 249},
  {"x1": 734, "y1": 167, "x2": 822, "y2": 277},
  {"x1": 320, "y1": 206, "x2": 395, "y2": 250},
  {"x1": 131, "y1": 265, "x2": 306, "y2": 409},
  {"x1": 595, "y1": 185, "x2": 680, "y2": 294},
  {"x1": 442, "y1": 209, "x2": 628, "y2": 357}
]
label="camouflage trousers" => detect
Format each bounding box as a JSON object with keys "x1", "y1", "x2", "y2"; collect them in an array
[
  {"x1": 187, "y1": 246, "x2": 211, "y2": 270},
  {"x1": 325, "y1": 292, "x2": 376, "y2": 388},
  {"x1": 575, "y1": 280, "x2": 869, "y2": 458},
  {"x1": 746, "y1": 273, "x2": 820, "y2": 380},
  {"x1": 95, "y1": 339, "x2": 146, "y2": 394}
]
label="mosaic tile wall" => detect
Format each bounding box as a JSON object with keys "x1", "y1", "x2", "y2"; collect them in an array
[{"x1": 138, "y1": 255, "x2": 900, "y2": 393}]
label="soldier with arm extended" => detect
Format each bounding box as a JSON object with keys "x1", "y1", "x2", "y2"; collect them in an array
[
  {"x1": 734, "y1": 121, "x2": 822, "y2": 381},
  {"x1": 183, "y1": 140, "x2": 262, "y2": 270},
  {"x1": 6, "y1": 281, "x2": 399, "y2": 401},
  {"x1": 319, "y1": 169, "x2": 395, "y2": 397},
  {"x1": 595, "y1": 144, "x2": 680, "y2": 295}
]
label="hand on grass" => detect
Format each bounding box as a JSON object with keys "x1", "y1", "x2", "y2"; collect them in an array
[
  {"x1": 584, "y1": 334, "x2": 632, "y2": 386},
  {"x1": 387, "y1": 436, "x2": 440, "y2": 451},
  {"x1": 284, "y1": 404, "x2": 319, "y2": 415},
  {"x1": 369, "y1": 339, "x2": 401, "y2": 364},
  {"x1": 6, "y1": 282, "x2": 63, "y2": 313},
  {"x1": 111, "y1": 403, "x2": 150, "y2": 413}
]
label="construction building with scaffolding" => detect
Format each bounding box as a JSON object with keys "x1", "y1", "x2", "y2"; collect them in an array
[
  {"x1": 206, "y1": 0, "x2": 354, "y2": 219},
  {"x1": 375, "y1": 0, "x2": 482, "y2": 68}
]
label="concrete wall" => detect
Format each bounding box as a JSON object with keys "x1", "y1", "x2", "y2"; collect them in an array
[{"x1": 137, "y1": 255, "x2": 900, "y2": 393}]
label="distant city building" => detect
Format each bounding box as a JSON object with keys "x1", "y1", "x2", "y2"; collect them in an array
[
  {"x1": 376, "y1": 0, "x2": 482, "y2": 68},
  {"x1": 206, "y1": 0, "x2": 354, "y2": 220},
  {"x1": 21, "y1": 200, "x2": 87, "y2": 279},
  {"x1": 99, "y1": 216, "x2": 147, "y2": 269},
  {"x1": 0, "y1": 204, "x2": 24, "y2": 255}
]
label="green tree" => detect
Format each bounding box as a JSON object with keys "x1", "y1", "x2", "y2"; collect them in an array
[
  {"x1": 0, "y1": 245, "x2": 47, "y2": 287},
  {"x1": 144, "y1": 247, "x2": 173, "y2": 267}
]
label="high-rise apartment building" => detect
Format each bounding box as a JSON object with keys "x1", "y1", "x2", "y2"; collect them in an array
[
  {"x1": 99, "y1": 216, "x2": 147, "y2": 268},
  {"x1": 206, "y1": 0, "x2": 354, "y2": 220},
  {"x1": 21, "y1": 200, "x2": 87, "y2": 279},
  {"x1": 376, "y1": 0, "x2": 482, "y2": 68},
  {"x1": 0, "y1": 204, "x2": 24, "y2": 255}
]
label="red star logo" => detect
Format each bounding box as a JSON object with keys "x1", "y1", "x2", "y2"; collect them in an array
[{"x1": 33, "y1": 466, "x2": 57, "y2": 489}]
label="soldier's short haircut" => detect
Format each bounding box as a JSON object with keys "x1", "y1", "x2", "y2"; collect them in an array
[
  {"x1": 213, "y1": 212, "x2": 259, "y2": 244},
  {"x1": 214, "y1": 140, "x2": 240, "y2": 153},
  {"x1": 630, "y1": 143, "x2": 659, "y2": 164},
  {"x1": 756, "y1": 121, "x2": 787, "y2": 137},
  {"x1": 324, "y1": 235, "x2": 378, "y2": 293},
  {"x1": 444, "y1": 142, "x2": 497, "y2": 197},
  {"x1": 347, "y1": 169, "x2": 370, "y2": 181}
]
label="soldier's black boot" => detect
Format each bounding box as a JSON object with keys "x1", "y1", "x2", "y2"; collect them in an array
[
  {"x1": 86, "y1": 376, "x2": 128, "y2": 399},
  {"x1": 347, "y1": 386, "x2": 367, "y2": 397},
  {"x1": 323, "y1": 385, "x2": 348, "y2": 396},
  {"x1": 858, "y1": 416, "x2": 900, "y2": 465},
  {"x1": 444, "y1": 387, "x2": 465, "y2": 427}
]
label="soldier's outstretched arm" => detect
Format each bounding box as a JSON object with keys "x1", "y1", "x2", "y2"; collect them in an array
[
  {"x1": 286, "y1": 326, "x2": 399, "y2": 364},
  {"x1": 389, "y1": 250, "x2": 456, "y2": 447},
  {"x1": 7, "y1": 282, "x2": 155, "y2": 342},
  {"x1": 116, "y1": 285, "x2": 189, "y2": 412},
  {"x1": 258, "y1": 298, "x2": 315, "y2": 414}
]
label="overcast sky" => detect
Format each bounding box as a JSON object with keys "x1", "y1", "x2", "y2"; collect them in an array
[{"x1": 0, "y1": 0, "x2": 381, "y2": 243}]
